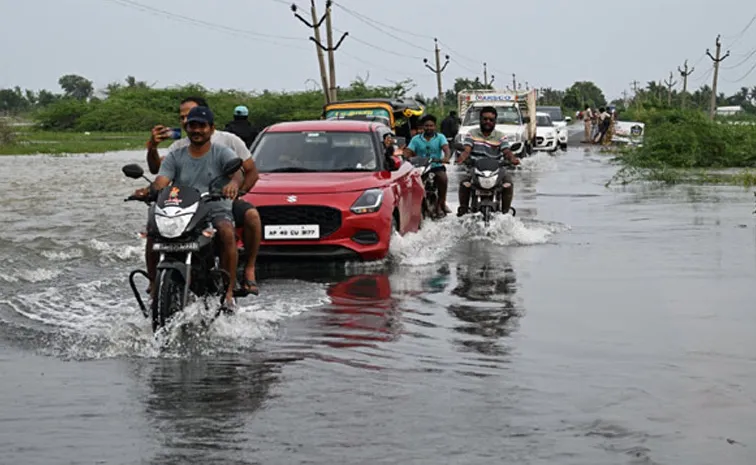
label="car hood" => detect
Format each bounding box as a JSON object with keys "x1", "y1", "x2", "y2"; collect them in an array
[
  {"x1": 536, "y1": 127, "x2": 556, "y2": 136},
  {"x1": 251, "y1": 172, "x2": 387, "y2": 194}
]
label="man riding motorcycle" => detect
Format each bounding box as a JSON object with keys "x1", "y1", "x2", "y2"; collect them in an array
[
  {"x1": 403, "y1": 114, "x2": 452, "y2": 216},
  {"x1": 455, "y1": 106, "x2": 520, "y2": 217},
  {"x1": 137, "y1": 106, "x2": 250, "y2": 308},
  {"x1": 142, "y1": 96, "x2": 261, "y2": 296}
]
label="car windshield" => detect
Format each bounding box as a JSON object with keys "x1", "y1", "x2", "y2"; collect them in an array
[
  {"x1": 539, "y1": 107, "x2": 564, "y2": 121},
  {"x1": 324, "y1": 107, "x2": 391, "y2": 127},
  {"x1": 536, "y1": 115, "x2": 553, "y2": 127},
  {"x1": 462, "y1": 106, "x2": 521, "y2": 126},
  {"x1": 251, "y1": 131, "x2": 379, "y2": 173}
]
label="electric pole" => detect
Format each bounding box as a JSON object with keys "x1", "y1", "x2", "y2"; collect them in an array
[
  {"x1": 663, "y1": 71, "x2": 676, "y2": 107},
  {"x1": 706, "y1": 34, "x2": 730, "y2": 119},
  {"x1": 512, "y1": 73, "x2": 517, "y2": 91},
  {"x1": 677, "y1": 59, "x2": 695, "y2": 108},
  {"x1": 423, "y1": 38, "x2": 449, "y2": 113},
  {"x1": 482, "y1": 62, "x2": 494, "y2": 87},
  {"x1": 292, "y1": 2, "x2": 330, "y2": 103},
  {"x1": 323, "y1": 1, "x2": 347, "y2": 102}
]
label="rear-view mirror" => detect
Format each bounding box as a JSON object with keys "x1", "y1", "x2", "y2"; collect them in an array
[
  {"x1": 222, "y1": 158, "x2": 243, "y2": 176},
  {"x1": 389, "y1": 155, "x2": 402, "y2": 171},
  {"x1": 394, "y1": 136, "x2": 406, "y2": 147},
  {"x1": 509, "y1": 142, "x2": 524, "y2": 153},
  {"x1": 122, "y1": 164, "x2": 144, "y2": 179}
]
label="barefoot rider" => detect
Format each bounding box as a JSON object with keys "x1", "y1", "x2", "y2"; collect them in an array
[{"x1": 455, "y1": 106, "x2": 520, "y2": 217}]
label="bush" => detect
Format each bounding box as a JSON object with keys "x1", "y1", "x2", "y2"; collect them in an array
[{"x1": 0, "y1": 119, "x2": 15, "y2": 145}]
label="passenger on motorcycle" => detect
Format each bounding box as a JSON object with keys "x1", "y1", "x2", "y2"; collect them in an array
[
  {"x1": 404, "y1": 114, "x2": 452, "y2": 216},
  {"x1": 455, "y1": 106, "x2": 520, "y2": 217},
  {"x1": 142, "y1": 96, "x2": 261, "y2": 296},
  {"x1": 142, "y1": 106, "x2": 245, "y2": 307}
]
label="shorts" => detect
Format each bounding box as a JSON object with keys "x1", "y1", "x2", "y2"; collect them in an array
[
  {"x1": 232, "y1": 198, "x2": 255, "y2": 226},
  {"x1": 459, "y1": 169, "x2": 513, "y2": 186},
  {"x1": 207, "y1": 201, "x2": 234, "y2": 228}
]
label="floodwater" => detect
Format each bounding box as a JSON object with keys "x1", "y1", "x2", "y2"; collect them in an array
[{"x1": 2, "y1": 137, "x2": 756, "y2": 464}]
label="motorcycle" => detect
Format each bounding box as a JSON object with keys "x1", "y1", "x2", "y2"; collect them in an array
[
  {"x1": 408, "y1": 155, "x2": 446, "y2": 220},
  {"x1": 121, "y1": 158, "x2": 247, "y2": 332},
  {"x1": 462, "y1": 141, "x2": 523, "y2": 226}
]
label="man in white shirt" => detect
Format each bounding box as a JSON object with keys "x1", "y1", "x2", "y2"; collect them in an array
[{"x1": 142, "y1": 96, "x2": 261, "y2": 296}]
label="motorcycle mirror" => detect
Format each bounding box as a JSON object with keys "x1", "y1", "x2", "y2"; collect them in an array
[
  {"x1": 509, "y1": 142, "x2": 523, "y2": 153},
  {"x1": 222, "y1": 158, "x2": 243, "y2": 176},
  {"x1": 122, "y1": 164, "x2": 145, "y2": 179}
]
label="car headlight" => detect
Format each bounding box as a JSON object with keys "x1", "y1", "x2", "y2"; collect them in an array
[
  {"x1": 478, "y1": 174, "x2": 497, "y2": 190},
  {"x1": 155, "y1": 214, "x2": 192, "y2": 238},
  {"x1": 351, "y1": 188, "x2": 384, "y2": 214}
]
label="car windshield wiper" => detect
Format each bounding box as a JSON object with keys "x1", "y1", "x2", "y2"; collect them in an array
[
  {"x1": 265, "y1": 167, "x2": 319, "y2": 173},
  {"x1": 332, "y1": 167, "x2": 375, "y2": 172}
]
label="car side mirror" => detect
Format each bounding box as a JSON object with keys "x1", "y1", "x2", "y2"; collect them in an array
[
  {"x1": 389, "y1": 155, "x2": 402, "y2": 171},
  {"x1": 222, "y1": 158, "x2": 243, "y2": 176},
  {"x1": 122, "y1": 164, "x2": 144, "y2": 179},
  {"x1": 565, "y1": 116, "x2": 572, "y2": 123},
  {"x1": 509, "y1": 142, "x2": 524, "y2": 153}
]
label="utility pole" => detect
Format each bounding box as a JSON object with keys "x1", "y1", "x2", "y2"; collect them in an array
[
  {"x1": 512, "y1": 73, "x2": 517, "y2": 91},
  {"x1": 482, "y1": 62, "x2": 494, "y2": 87},
  {"x1": 423, "y1": 38, "x2": 449, "y2": 113},
  {"x1": 525, "y1": 81, "x2": 529, "y2": 90},
  {"x1": 291, "y1": 2, "x2": 330, "y2": 104},
  {"x1": 322, "y1": 1, "x2": 347, "y2": 102},
  {"x1": 706, "y1": 34, "x2": 730, "y2": 119},
  {"x1": 677, "y1": 59, "x2": 694, "y2": 108},
  {"x1": 630, "y1": 80, "x2": 641, "y2": 107},
  {"x1": 663, "y1": 71, "x2": 676, "y2": 107}
]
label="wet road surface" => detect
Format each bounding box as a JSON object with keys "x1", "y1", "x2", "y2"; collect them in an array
[{"x1": 2, "y1": 139, "x2": 756, "y2": 464}]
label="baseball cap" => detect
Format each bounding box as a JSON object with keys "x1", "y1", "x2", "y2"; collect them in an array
[
  {"x1": 233, "y1": 105, "x2": 249, "y2": 116},
  {"x1": 186, "y1": 106, "x2": 214, "y2": 125}
]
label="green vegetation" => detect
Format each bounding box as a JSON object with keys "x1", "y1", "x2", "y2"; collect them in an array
[
  {"x1": 0, "y1": 128, "x2": 145, "y2": 155},
  {"x1": 608, "y1": 109, "x2": 756, "y2": 186}
]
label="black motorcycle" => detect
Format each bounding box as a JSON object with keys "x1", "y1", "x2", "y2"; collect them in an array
[
  {"x1": 409, "y1": 156, "x2": 445, "y2": 220},
  {"x1": 122, "y1": 159, "x2": 244, "y2": 332},
  {"x1": 462, "y1": 141, "x2": 523, "y2": 226}
]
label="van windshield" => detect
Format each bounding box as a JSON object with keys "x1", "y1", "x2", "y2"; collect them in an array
[{"x1": 462, "y1": 106, "x2": 521, "y2": 126}]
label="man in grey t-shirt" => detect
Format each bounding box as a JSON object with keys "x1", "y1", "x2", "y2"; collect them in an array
[{"x1": 148, "y1": 106, "x2": 241, "y2": 307}]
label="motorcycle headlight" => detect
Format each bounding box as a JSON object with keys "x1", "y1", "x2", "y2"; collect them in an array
[
  {"x1": 478, "y1": 175, "x2": 497, "y2": 190},
  {"x1": 350, "y1": 188, "x2": 384, "y2": 214},
  {"x1": 155, "y1": 214, "x2": 192, "y2": 238}
]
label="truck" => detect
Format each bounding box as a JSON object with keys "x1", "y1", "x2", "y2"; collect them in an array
[{"x1": 455, "y1": 89, "x2": 538, "y2": 156}]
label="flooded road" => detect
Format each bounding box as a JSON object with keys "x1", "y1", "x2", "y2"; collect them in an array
[{"x1": 2, "y1": 142, "x2": 756, "y2": 464}]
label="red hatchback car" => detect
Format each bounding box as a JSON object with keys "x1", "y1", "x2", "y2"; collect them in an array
[{"x1": 238, "y1": 120, "x2": 425, "y2": 261}]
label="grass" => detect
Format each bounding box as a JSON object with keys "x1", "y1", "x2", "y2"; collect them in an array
[
  {"x1": 606, "y1": 109, "x2": 756, "y2": 187},
  {"x1": 0, "y1": 128, "x2": 147, "y2": 155}
]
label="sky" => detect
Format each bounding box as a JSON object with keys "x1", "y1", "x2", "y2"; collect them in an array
[{"x1": 1, "y1": 0, "x2": 755, "y2": 102}]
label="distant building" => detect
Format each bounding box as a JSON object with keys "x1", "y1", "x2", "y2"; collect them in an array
[{"x1": 716, "y1": 105, "x2": 743, "y2": 116}]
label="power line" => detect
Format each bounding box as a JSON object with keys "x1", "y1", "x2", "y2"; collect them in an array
[
  {"x1": 333, "y1": 2, "x2": 433, "y2": 41},
  {"x1": 106, "y1": 0, "x2": 303, "y2": 42},
  {"x1": 722, "y1": 47, "x2": 756, "y2": 69},
  {"x1": 724, "y1": 12, "x2": 756, "y2": 48},
  {"x1": 723, "y1": 60, "x2": 756, "y2": 83}
]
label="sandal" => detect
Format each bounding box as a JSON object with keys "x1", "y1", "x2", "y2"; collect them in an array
[{"x1": 240, "y1": 279, "x2": 259, "y2": 296}]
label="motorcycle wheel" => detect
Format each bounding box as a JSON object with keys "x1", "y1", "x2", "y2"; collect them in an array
[
  {"x1": 481, "y1": 206, "x2": 491, "y2": 226},
  {"x1": 155, "y1": 269, "x2": 184, "y2": 332}
]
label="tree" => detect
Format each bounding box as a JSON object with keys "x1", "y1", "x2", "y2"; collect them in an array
[
  {"x1": 562, "y1": 81, "x2": 607, "y2": 110},
  {"x1": 58, "y1": 74, "x2": 93, "y2": 100}
]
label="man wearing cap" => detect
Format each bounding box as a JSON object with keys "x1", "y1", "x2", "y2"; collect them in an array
[
  {"x1": 144, "y1": 97, "x2": 261, "y2": 297},
  {"x1": 144, "y1": 106, "x2": 247, "y2": 308},
  {"x1": 224, "y1": 105, "x2": 258, "y2": 149}
]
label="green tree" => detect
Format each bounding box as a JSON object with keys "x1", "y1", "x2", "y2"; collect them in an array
[{"x1": 58, "y1": 74, "x2": 93, "y2": 100}]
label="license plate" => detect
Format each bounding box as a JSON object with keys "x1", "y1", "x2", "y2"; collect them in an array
[
  {"x1": 153, "y1": 242, "x2": 200, "y2": 252},
  {"x1": 264, "y1": 224, "x2": 320, "y2": 240},
  {"x1": 476, "y1": 190, "x2": 493, "y2": 196}
]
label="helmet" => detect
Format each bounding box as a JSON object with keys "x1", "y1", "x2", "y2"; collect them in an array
[{"x1": 233, "y1": 105, "x2": 249, "y2": 116}]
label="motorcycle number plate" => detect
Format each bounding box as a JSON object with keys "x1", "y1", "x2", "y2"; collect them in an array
[
  {"x1": 475, "y1": 190, "x2": 493, "y2": 196},
  {"x1": 153, "y1": 242, "x2": 200, "y2": 252},
  {"x1": 264, "y1": 224, "x2": 320, "y2": 240}
]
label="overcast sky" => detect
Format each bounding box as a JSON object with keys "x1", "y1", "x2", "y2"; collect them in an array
[{"x1": 1, "y1": 0, "x2": 755, "y2": 101}]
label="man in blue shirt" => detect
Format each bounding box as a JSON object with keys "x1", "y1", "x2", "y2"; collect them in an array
[{"x1": 404, "y1": 115, "x2": 452, "y2": 216}]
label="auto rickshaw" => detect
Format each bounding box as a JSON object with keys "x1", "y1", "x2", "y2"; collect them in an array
[{"x1": 322, "y1": 97, "x2": 425, "y2": 145}]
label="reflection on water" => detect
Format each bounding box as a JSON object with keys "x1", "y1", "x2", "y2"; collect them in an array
[
  {"x1": 142, "y1": 356, "x2": 284, "y2": 464},
  {"x1": 449, "y1": 242, "x2": 521, "y2": 357}
]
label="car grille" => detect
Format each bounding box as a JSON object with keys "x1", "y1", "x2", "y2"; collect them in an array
[
  {"x1": 536, "y1": 137, "x2": 544, "y2": 144},
  {"x1": 257, "y1": 205, "x2": 342, "y2": 238}
]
